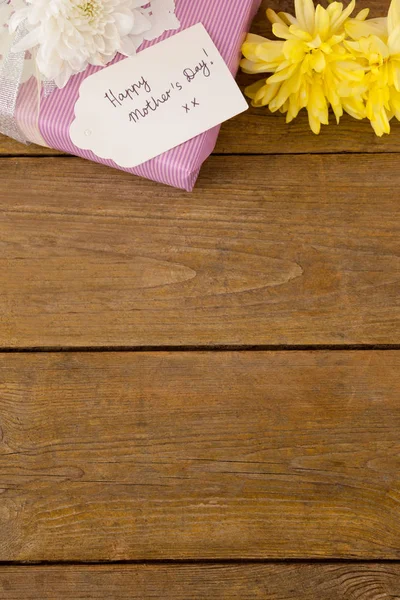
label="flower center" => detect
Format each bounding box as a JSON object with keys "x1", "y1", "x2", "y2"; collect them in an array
[
  {"x1": 367, "y1": 53, "x2": 387, "y2": 77},
  {"x1": 78, "y1": 1, "x2": 100, "y2": 20}
]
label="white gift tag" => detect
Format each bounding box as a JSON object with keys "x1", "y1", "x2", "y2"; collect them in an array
[{"x1": 70, "y1": 23, "x2": 248, "y2": 168}]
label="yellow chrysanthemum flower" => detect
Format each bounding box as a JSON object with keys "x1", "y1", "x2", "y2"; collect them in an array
[
  {"x1": 241, "y1": 0, "x2": 367, "y2": 134},
  {"x1": 345, "y1": 0, "x2": 400, "y2": 135}
]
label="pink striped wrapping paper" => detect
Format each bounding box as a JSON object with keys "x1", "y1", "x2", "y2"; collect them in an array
[{"x1": 14, "y1": 0, "x2": 262, "y2": 191}]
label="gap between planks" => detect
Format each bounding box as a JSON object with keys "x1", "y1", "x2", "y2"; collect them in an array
[
  {"x1": 1, "y1": 559, "x2": 400, "y2": 565},
  {"x1": 2, "y1": 344, "x2": 400, "y2": 353}
]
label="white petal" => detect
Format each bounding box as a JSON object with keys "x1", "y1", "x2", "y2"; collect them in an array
[
  {"x1": 114, "y1": 11, "x2": 135, "y2": 37},
  {"x1": 131, "y1": 10, "x2": 151, "y2": 35},
  {"x1": 119, "y1": 36, "x2": 137, "y2": 55}
]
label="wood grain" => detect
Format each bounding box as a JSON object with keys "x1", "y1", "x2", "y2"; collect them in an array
[
  {"x1": 3, "y1": 107, "x2": 400, "y2": 156},
  {"x1": 1, "y1": 155, "x2": 400, "y2": 348},
  {"x1": 1, "y1": 0, "x2": 398, "y2": 158},
  {"x1": 0, "y1": 564, "x2": 399, "y2": 599},
  {"x1": 0, "y1": 137, "x2": 63, "y2": 156},
  {"x1": 1, "y1": 0, "x2": 399, "y2": 579},
  {"x1": 1, "y1": 350, "x2": 400, "y2": 561}
]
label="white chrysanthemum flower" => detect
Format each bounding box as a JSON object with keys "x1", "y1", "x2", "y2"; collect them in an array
[{"x1": 9, "y1": 0, "x2": 154, "y2": 88}]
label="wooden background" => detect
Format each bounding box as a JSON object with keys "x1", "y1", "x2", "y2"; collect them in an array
[{"x1": 1, "y1": 0, "x2": 400, "y2": 597}]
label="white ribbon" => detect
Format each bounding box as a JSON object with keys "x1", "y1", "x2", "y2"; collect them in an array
[{"x1": 0, "y1": 22, "x2": 29, "y2": 143}]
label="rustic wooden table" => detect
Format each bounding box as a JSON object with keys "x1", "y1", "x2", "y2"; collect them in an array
[{"x1": 0, "y1": 0, "x2": 399, "y2": 597}]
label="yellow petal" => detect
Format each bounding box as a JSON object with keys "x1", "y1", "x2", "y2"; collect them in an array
[
  {"x1": 390, "y1": 87, "x2": 400, "y2": 118},
  {"x1": 345, "y1": 17, "x2": 388, "y2": 40},
  {"x1": 370, "y1": 109, "x2": 391, "y2": 135},
  {"x1": 335, "y1": 61, "x2": 365, "y2": 82},
  {"x1": 241, "y1": 39, "x2": 285, "y2": 72},
  {"x1": 314, "y1": 5, "x2": 330, "y2": 39},
  {"x1": 331, "y1": 101, "x2": 343, "y2": 123},
  {"x1": 369, "y1": 35, "x2": 391, "y2": 58},
  {"x1": 268, "y1": 63, "x2": 299, "y2": 83},
  {"x1": 246, "y1": 80, "x2": 282, "y2": 107},
  {"x1": 262, "y1": 82, "x2": 282, "y2": 105},
  {"x1": 278, "y1": 12, "x2": 298, "y2": 25},
  {"x1": 272, "y1": 23, "x2": 296, "y2": 40},
  {"x1": 240, "y1": 58, "x2": 277, "y2": 74},
  {"x1": 309, "y1": 81, "x2": 328, "y2": 111},
  {"x1": 274, "y1": 59, "x2": 291, "y2": 73},
  {"x1": 342, "y1": 96, "x2": 366, "y2": 120},
  {"x1": 294, "y1": 0, "x2": 315, "y2": 34},
  {"x1": 355, "y1": 8, "x2": 370, "y2": 21},
  {"x1": 244, "y1": 33, "x2": 270, "y2": 45},
  {"x1": 392, "y1": 62, "x2": 400, "y2": 90},
  {"x1": 245, "y1": 79, "x2": 268, "y2": 100},
  {"x1": 327, "y1": 33, "x2": 346, "y2": 46},
  {"x1": 330, "y1": 0, "x2": 356, "y2": 33},
  {"x1": 307, "y1": 34, "x2": 323, "y2": 49},
  {"x1": 245, "y1": 80, "x2": 281, "y2": 107},
  {"x1": 279, "y1": 99, "x2": 290, "y2": 113},
  {"x1": 327, "y1": 2, "x2": 344, "y2": 27},
  {"x1": 269, "y1": 73, "x2": 301, "y2": 110},
  {"x1": 388, "y1": 0, "x2": 400, "y2": 35},
  {"x1": 286, "y1": 94, "x2": 302, "y2": 121},
  {"x1": 255, "y1": 41, "x2": 286, "y2": 62},
  {"x1": 308, "y1": 111, "x2": 322, "y2": 134},
  {"x1": 266, "y1": 9, "x2": 288, "y2": 26},
  {"x1": 310, "y1": 49, "x2": 326, "y2": 71},
  {"x1": 283, "y1": 39, "x2": 307, "y2": 62},
  {"x1": 388, "y1": 23, "x2": 400, "y2": 53},
  {"x1": 298, "y1": 82, "x2": 309, "y2": 107},
  {"x1": 289, "y1": 25, "x2": 313, "y2": 41}
]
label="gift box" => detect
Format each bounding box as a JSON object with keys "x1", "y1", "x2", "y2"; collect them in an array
[{"x1": 1, "y1": 0, "x2": 261, "y2": 191}]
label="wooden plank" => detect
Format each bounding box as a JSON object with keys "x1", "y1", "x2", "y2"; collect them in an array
[
  {"x1": 0, "y1": 350, "x2": 400, "y2": 561},
  {"x1": 0, "y1": 564, "x2": 399, "y2": 599},
  {"x1": 3, "y1": 107, "x2": 400, "y2": 157},
  {"x1": 1, "y1": 0, "x2": 398, "y2": 158},
  {"x1": 0, "y1": 136, "x2": 64, "y2": 156},
  {"x1": 1, "y1": 155, "x2": 400, "y2": 348}
]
